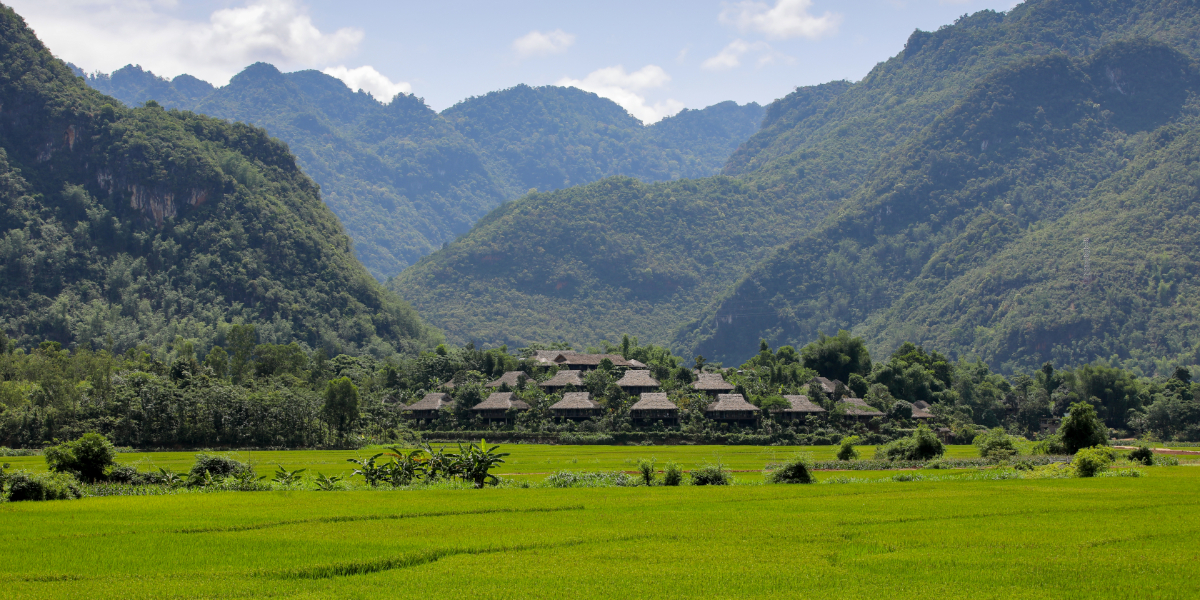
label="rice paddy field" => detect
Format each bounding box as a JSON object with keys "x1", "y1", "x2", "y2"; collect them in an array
[{"x1": 2, "y1": 446, "x2": 1198, "y2": 599}]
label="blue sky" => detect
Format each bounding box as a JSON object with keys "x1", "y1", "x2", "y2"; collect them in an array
[{"x1": 13, "y1": 0, "x2": 1020, "y2": 122}]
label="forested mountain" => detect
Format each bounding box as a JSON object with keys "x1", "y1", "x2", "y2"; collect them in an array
[
  {"x1": 691, "y1": 39, "x2": 1200, "y2": 374},
  {"x1": 0, "y1": 6, "x2": 440, "y2": 357},
  {"x1": 394, "y1": 0, "x2": 1200, "y2": 373},
  {"x1": 77, "y1": 69, "x2": 764, "y2": 280}
]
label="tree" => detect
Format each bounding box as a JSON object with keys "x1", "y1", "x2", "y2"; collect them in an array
[
  {"x1": 1059, "y1": 401, "x2": 1108, "y2": 454},
  {"x1": 204, "y1": 346, "x2": 228, "y2": 379},
  {"x1": 323, "y1": 377, "x2": 360, "y2": 439},
  {"x1": 227, "y1": 324, "x2": 256, "y2": 384},
  {"x1": 800, "y1": 330, "x2": 871, "y2": 384},
  {"x1": 44, "y1": 433, "x2": 117, "y2": 482}
]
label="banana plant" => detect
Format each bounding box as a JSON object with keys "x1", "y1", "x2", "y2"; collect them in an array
[
  {"x1": 157, "y1": 467, "x2": 183, "y2": 488},
  {"x1": 423, "y1": 444, "x2": 461, "y2": 481},
  {"x1": 272, "y1": 465, "x2": 306, "y2": 487},
  {"x1": 454, "y1": 439, "x2": 510, "y2": 489},
  {"x1": 314, "y1": 472, "x2": 342, "y2": 491},
  {"x1": 348, "y1": 453, "x2": 387, "y2": 487},
  {"x1": 383, "y1": 447, "x2": 427, "y2": 486}
]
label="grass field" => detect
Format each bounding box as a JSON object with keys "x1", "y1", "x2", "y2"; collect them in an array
[
  {"x1": 1, "y1": 465, "x2": 1196, "y2": 599},
  {"x1": 2, "y1": 444, "x2": 988, "y2": 481}
]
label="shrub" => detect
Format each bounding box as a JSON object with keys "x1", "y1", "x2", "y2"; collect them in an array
[
  {"x1": 5, "y1": 471, "x2": 83, "y2": 501},
  {"x1": 1128, "y1": 445, "x2": 1155, "y2": 466},
  {"x1": 1072, "y1": 446, "x2": 1114, "y2": 477},
  {"x1": 1153, "y1": 454, "x2": 1180, "y2": 466},
  {"x1": 43, "y1": 433, "x2": 117, "y2": 482},
  {"x1": 836, "y1": 436, "x2": 860, "y2": 461},
  {"x1": 974, "y1": 428, "x2": 1019, "y2": 460},
  {"x1": 661, "y1": 462, "x2": 682, "y2": 486},
  {"x1": 543, "y1": 471, "x2": 635, "y2": 488},
  {"x1": 877, "y1": 426, "x2": 944, "y2": 461},
  {"x1": 766, "y1": 454, "x2": 814, "y2": 484},
  {"x1": 689, "y1": 462, "x2": 731, "y2": 486},
  {"x1": 188, "y1": 454, "x2": 252, "y2": 486},
  {"x1": 1031, "y1": 435, "x2": 1068, "y2": 455},
  {"x1": 637, "y1": 458, "x2": 656, "y2": 486},
  {"x1": 1060, "y1": 401, "x2": 1108, "y2": 454}
]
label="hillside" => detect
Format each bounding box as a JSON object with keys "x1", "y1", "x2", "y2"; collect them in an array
[
  {"x1": 0, "y1": 6, "x2": 440, "y2": 356},
  {"x1": 691, "y1": 39, "x2": 1200, "y2": 374},
  {"x1": 78, "y1": 71, "x2": 764, "y2": 280},
  {"x1": 393, "y1": 0, "x2": 1200, "y2": 357}
]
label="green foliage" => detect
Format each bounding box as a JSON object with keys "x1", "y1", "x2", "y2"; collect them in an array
[
  {"x1": 454, "y1": 439, "x2": 509, "y2": 489},
  {"x1": 187, "y1": 454, "x2": 252, "y2": 486},
  {"x1": 688, "y1": 461, "x2": 731, "y2": 486},
  {"x1": 878, "y1": 426, "x2": 945, "y2": 461},
  {"x1": 800, "y1": 331, "x2": 872, "y2": 384},
  {"x1": 1128, "y1": 445, "x2": 1155, "y2": 466},
  {"x1": 271, "y1": 465, "x2": 306, "y2": 487},
  {"x1": 43, "y1": 433, "x2": 116, "y2": 482},
  {"x1": 1060, "y1": 401, "x2": 1108, "y2": 454},
  {"x1": 323, "y1": 377, "x2": 360, "y2": 438},
  {"x1": 765, "y1": 454, "x2": 814, "y2": 484},
  {"x1": 661, "y1": 461, "x2": 683, "y2": 486},
  {"x1": 637, "y1": 458, "x2": 657, "y2": 486},
  {"x1": 1072, "y1": 446, "x2": 1115, "y2": 477},
  {"x1": 836, "y1": 435, "x2": 860, "y2": 461},
  {"x1": 974, "y1": 428, "x2": 1019, "y2": 460},
  {"x1": 3, "y1": 470, "x2": 83, "y2": 501}
]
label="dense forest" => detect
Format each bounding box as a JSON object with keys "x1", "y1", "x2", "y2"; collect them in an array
[
  {"x1": 0, "y1": 7, "x2": 439, "y2": 358},
  {"x1": 395, "y1": 0, "x2": 1200, "y2": 376},
  {"x1": 80, "y1": 66, "x2": 764, "y2": 280},
  {"x1": 3, "y1": 329, "x2": 1196, "y2": 449}
]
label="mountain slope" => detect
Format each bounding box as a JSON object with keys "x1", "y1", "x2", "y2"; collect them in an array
[
  {"x1": 690, "y1": 39, "x2": 1200, "y2": 372},
  {"x1": 0, "y1": 6, "x2": 440, "y2": 356}
]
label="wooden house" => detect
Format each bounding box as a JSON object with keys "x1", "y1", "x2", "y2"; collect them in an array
[
  {"x1": 810, "y1": 376, "x2": 840, "y2": 395},
  {"x1": 486, "y1": 371, "x2": 529, "y2": 389},
  {"x1": 910, "y1": 404, "x2": 934, "y2": 420},
  {"x1": 548, "y1": 392, "x2": 603, "y2": 420},
  {"x1": 616, "y1": 370, "x2": 660, "y2": 395},
  {"x1": 706, "y1": 394, "x2": 760, "y2": 425},
  {"x1": 771, "y1": 394, "x2": 826, "y2": 422},
  {"x1": 540, "y1": 369, "x2": 584, "y2": 392},
  {"x1": 692, "y1": 373, "x2": 735, "y2": 396},
  {"x1": 837, "y1": 397, "x2": 885, "y2": 422},
  {"x1": 630, "y1": 393, "x2": 679, "y2": 425},
  {"x1": 532, "y1": 350, "x2": 646, "y2": 371},
  {"x1": 403, "y1": 393, "x2": 455, "y2": 420},
  {"x1": 472, "y1": 392, "x2": 529, "y2": 422}
]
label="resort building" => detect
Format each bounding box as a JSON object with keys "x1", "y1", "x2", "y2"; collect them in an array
[
  {"x1": 472, "y1": 392, "x2": 529, "y2": 422},
  {"x1": 772, "y1": 394, "x2": 826, "y2": 422},
  {"x1": 549, "y1": 392, "x2": 603, "y2": 420},
  {"x1": 403, "y1": 393, "x2": 455, "y2": 420},
  {"x1": 692, "y1": 373, "x2": 735, "y2": 396},
  {"x1": 837, "y1": 397, "x2": 885, "y2": 422},
  {"x1": 487, "y1": 371, "x2": 529, "y2": 388},
  {"x1": 540, "y1": 369, "x2": 585, "y2": 392},
  {"x1": 616, "y1": 370, "x2": 660, "y2": 395},
  {"x1": 706, "y1": 394, "x2": 760, "y2": 425},
  {"x1": 630, "y1": 393, "x2": 679, "y2": 425},
  {"x1": 532, "y1": 350, "x2": 647, "y2": 371}
]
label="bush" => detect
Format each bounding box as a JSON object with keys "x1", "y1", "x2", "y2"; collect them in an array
[
  {"x1": 1060, "y1": 401, "x2": 1108, "y2": 454},
  {"x1": 543, "y1": 471, "x2": 635, "y2": 488},
  {"x1": 661, "y1": 462, "x2": 683, "y2": 486},
  {"x1": 689, "y1": 462, "x2": 731, "y2": 486},
  {"x1": 836, "y1": 436, "x2": 860, "y2": 461},
  {"x1": 188, "y1": 454, "x2": 253, "y2": 485},
  {"x1": 637, "y1": 458, "x2": 656, "y2": 486},
  {"x1": 43, "y1": 433, "x2": 117, "y2": 482},
  {"x1": 877, "y1": 426, "x2": 944, "y2": 461},
  {"x1": 1031, "y1": 435, "x2": 1068, "y2": 455},
  {"x1": 5, "y1": 471, "x2": 83, "y2": 501},
  {"x1": 974, "y1": 428, "x2": 1019, "y2": 460},
  {"x1": 766, "y1": 454, "x2": 814, "y2": 484},
  {"x1": 1072, "y1": 446, "x2": 1114, "y2": 477},
  {"x1": 1128, "y1": 445, "x2": 1155, "y2": 466}
]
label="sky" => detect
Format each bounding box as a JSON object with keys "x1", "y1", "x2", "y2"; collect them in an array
[{"x1": 11, "y1": 0, "x2": 1022, "y2": 123}]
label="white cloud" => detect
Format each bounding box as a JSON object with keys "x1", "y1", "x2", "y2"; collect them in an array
[
  {"x1": 322, "y1": 65, "x2": 411, "y2": 101},
  {"x1": 512, "y1": 29, "x2": 575, "y2": 59},
  {"x1": 719, "y1": 0, "x2": 842, "y2": 40},
  {"x1": 10, "y1": 0, "x2": 363, "y2": 85},
  {"x1": 703, "y1": 39, "x2": 764, "y2": 70},
  {"x1": 556, "y1": 65, "x2": 684, "y2": 124}
]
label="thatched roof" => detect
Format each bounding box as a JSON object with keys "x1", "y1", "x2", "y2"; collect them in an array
[
  {"x1": 706, "y1": 394, "x2": 759, "y2": 412},
  {"x1": 549, "y1": 392, "x2": 601, "y2": 411},
  {"x1": 440, "y1": 380, "x2": 456, "y2": 390},
  {"x1": 534, "y1": 351, "x2": 646, "y2": 369},
  {"x1": 405, "y1": 393, "x2": 454, "y2": 412},
  {"x1": 912, "y1": 400, "x2": 931, "y2": 410},
  {"x1": 616, "y1": 370, "x2": 659, "y2": 388},
  {"x1": 540, "y1": 369, "x2": 584, "y2": 388},
  {"x1": 779, "y1": 395, "x2": 825, "y2": 413},
  {"x1": 692, "y1": 373, "x2": 735, "y2": 391},
  {"x1": 811, "y1": 377, "x2": 839, "y2": 394},
  {"x1": 472, "y1": 392, "x2": 530, "y2": 411},
  {"x1": 911, "y1": 405, "x2": 934, "y2": 419},
  {"x1": 630, "y1": 393, "x2": 678, "y2": 411},
  {"x1": 486, "y1": 371, "x2": 528, "y2": 388},
  {"x1": 837, "y1": 397, "x2": 884, "y2": 417}
]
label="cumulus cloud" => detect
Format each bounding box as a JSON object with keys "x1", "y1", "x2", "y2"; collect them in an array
[
  {"x1": 512, "y1": 29, "x2": 575, "y2": 59},
  {"x1": 10, "y1": 0, "x2": 364, "y2": 85},
  {"x1": 719, "y1": 0, "x2": 841, "y2": 40},
  {"x1": 556, "y1": 65, "x2": 684, "y2": 124},
  {"x1": 322, "y1": 65, "x2": 411, "y2": 101},
  {"x1": 702, "y1": 39, "x2": 768, "y2": 71}
]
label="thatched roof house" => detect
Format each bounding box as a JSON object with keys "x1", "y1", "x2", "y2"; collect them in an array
[
  {"x1": 630, "y1": 392, "x2": 679, "y2": 424},
  {"x1": 706, "y1": 394, "x2": 760, "y2": 424},
  {"x1": 540, "y1": 369, "x2": 584, "y2": 391},
  {"x1": 772, "y1": 394, "x2": 826, "y2": 421},
  {"x1": 533, "y1": 350, "x2": 646, "y2": 371},
  {"x1": 404, "y1": 393, "x2": 455, "y2": 420},
  {"x1": 912, "y1": 400, "x2": 930, "y2": 410},
  {"x1": 910, "y1": 405, "x2": 934, "y2": 419},
  {"x1": 692, "y1": 373, "x2": 735, "y2": 395},
  {"x1": 472, "y1": 392, "x2": 530, "y2": 421},
  {"x1": 837, "y1": 397, "x2": 884, "y2": 419},
  {"x1": 811, "y1": 377, "x2": 840, "y2": 395},
  {"x1": 616, "y1": 370, "x2": 659, "y2": 394},
  {"x1": 486, "y1": 371, "x2": 529, "y2": 388},
  {"x1": 549, "y1": 392, "x2": 602, "y2": 420}
]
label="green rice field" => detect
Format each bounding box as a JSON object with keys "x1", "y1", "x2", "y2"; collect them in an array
[{"x1": 1, "y1": 463, "x2": 1196, "y2": 599}]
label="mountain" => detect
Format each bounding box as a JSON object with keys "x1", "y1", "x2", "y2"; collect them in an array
[
  {"x1": 0, "y1": 6, "x2": 440, "y2": 356},
  {"x1": 393, "y1": 0, "x2": 1200, "y2": 367},
  {"x1": 691, "y1": 39, "x2": 1200, "y2": 374},
  {"x1": 77, "y1": 71, "x2": 764, "y2": 280}
]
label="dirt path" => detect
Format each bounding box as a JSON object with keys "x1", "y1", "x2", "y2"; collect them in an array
[{"x1": 1112, "y1": 446, "x2": 1200, "y2": 456}]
